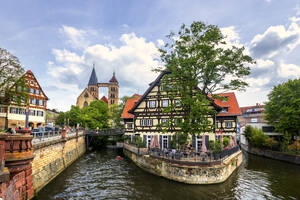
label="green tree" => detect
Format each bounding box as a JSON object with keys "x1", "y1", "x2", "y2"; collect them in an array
[
  {"x1": 0, "y1": 48, "x2": 27, "y2": 105},
  {"x1": 81, "y1": 100, "x2": 110, "y2": 129},
  {"x1": 264, "y1": 79, "x2": 300, "y2": 138},
  {"x1": 68, "y1": 105, "x2": 82, "y2": 127},
  {"x1": 55, "y1": 112, "x2": 67, "y2": 126},
  {"x1": 156, "y1": 21, "x2": 253, "y2": 138}
]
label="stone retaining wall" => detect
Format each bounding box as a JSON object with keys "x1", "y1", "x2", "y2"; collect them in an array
[
  {"x1": 241, "y1": 143, "x2": 300, "y2": 165},
  {"x1": 31, "y1": 135, "x2": 86, "y2": 192},
  {"x1": 124, "y1": 146, "x2": 243, "y2": 184}
]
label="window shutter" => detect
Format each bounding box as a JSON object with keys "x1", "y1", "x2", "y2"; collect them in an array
[
  {"x1": 205, "y1": 135, "x2": 209, "y2": 150},
  {"x1": 143, "y1": 135, "x2": 147, "y2": 147},
  {"x1": 192, "y1": 136, "x2": 196, "y2": 147},
  {"x1": 159, "y1": 135, "x2": 162, "y2": 149}
]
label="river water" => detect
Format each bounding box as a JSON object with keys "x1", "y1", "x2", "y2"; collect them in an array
[{"x1": 37, "y1": 149, "x2": 300, "y2": 200}]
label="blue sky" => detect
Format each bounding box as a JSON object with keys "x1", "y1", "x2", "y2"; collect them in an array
[{"x1": 1, "y1": 0, "x2": 300, "y2": 111}]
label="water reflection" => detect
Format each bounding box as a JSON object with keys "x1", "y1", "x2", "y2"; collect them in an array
[{"x1": 36, "y1": 150, "x2": 300, "y2": 200}]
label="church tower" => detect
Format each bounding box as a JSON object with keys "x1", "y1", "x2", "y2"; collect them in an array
[
  {"x1": 108, "y1": 72, "x2": 119, "y2": 106},
  {"x1": 87, "y1": 67, "x2": 99, "y2": 99}
]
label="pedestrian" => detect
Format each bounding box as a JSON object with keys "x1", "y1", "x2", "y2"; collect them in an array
[{"x1": 172, "y1": 148, "x2": 176, "y2": 159}]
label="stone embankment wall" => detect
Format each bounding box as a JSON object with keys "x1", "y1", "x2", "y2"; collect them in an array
[
  {"x1": 124, "y1": 145, "x2": 243, "y2": 184},
  {"x1": 32, "y1": 133, "x2": 86, "y2": 192},
  {"x1": 241, "y1": 143, "x2": 300, "y2": 165}
]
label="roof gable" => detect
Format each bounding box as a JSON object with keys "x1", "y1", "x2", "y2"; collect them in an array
[
  {"x1": 25, "y1": 70, "x2": 49, "y2": 100},
  {"x1": 121, "y1": 94, "x2": 141, "y2": 119}
]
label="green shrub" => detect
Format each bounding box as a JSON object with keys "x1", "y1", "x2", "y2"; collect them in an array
[
  {"x1": 249, "y1": 128, "x2": 267, "y2": 148},
  {"x1": 263, "y1": 137, "x2": 279, "y2": 150},
  {"x1": 209, "y1": 140, "x2": 215, "y2": 151},
  {"x1": 288, "y1": 140, "x2": 300, "y2": 153},
  {"x1": 244, "y1": 125, "x2": 254, "y2": 140},
  {"x1": 215, "y1": 140, "x2": 222, "y2": 153},
  {"x1": 223, "y1": 137, "x2": 230, "y2": 147}
]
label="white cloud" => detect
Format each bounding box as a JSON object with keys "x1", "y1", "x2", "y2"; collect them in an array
[
  {"x1": 157, "y1": 39, "x2": 165, "y2": 47},
  {"x1": 59, "y1": 25, "x2": 97, "y2": 49},
  {"x1": 289, "y1": 16, "x2": 300, "y2": 23},
  {"x1": 47, "y1": 27, "x2": 162, "y2": 111},
  {"x1": 278, "y1": 61, "x2": 300, "y2": 78},
  {"x1": 250, "y1": 22, "x2": 300, "y2": 58}
]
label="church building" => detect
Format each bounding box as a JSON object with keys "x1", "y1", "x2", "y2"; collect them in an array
[{"x1": 76, "y1": 66, "x2": 119, "y2": 108}]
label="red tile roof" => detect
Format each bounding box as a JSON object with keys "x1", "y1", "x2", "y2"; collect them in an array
[
  {"x1": 121, "y1": 94, "x2": 141, "y2": 119},
  {"x1": 211, "y1": 92, "x2": 242, "y2": 116},
  {"x1": 100, "y1": 96, "x2": 108, "y2": 104}
]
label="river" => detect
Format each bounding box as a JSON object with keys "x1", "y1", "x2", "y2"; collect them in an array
[{"x1": 36, "y1": 149, "x2": 300, "y2": 200}]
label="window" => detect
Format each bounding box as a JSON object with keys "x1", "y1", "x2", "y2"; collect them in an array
[
  {"x1": 25, "y1": 79, "x2": 28, "y2": 83},
  {"x1": 30, "y1": 98, "x2": 35, "y2": 104},
  {"x1": 36, "y1": 90, "x2": 40, "y2": 95},
  {"x1": 84, "y1": 93, "x2": 89, "y2": 98},
  {"x1": 127, "y1": 123, "x2": 133, "y2": 129},
  {"x1": 37, "y1": 111, "x2": 44, "y2": 117},
  {"x1": 220, "y1": 107, "x2": 228, "y2": 113},
  {"x1": 225, "y1": 121, "x2": 232, "y2": 128},
  {"x1": 0, "y1": 107, "x2": 5, "y2": 113},
  {"x1": 36, "y1": 99, "x2": 40, "y2": 105},
  {"x1": 140, "y1": 119, "x2": 153, "y2": 126},
  {"x1": 175, "y1": 118, "x2": 182, "y2": 125},
  {"x1": 30, "y1": 80, "x2": 34, "y2": 85},
  {"x1": 40, "y1": 100, "x2": 44, "y2": 106},
  {"x1": 111, "y1": 87, "x2": 115, "y2": 92},
  {"x1": 161, "y1": 119, "x2": 168, "y2": 123},
  {"x1": 175, "y1": 99, "x2": 181, "y2": 107},
  {"x1": 18, "y1": 108, "x2": 25, "y2": 115},
  {"x1": 111, "y1": 100, "x2": 115, "y2": 104},
  {"x1": 111, "y1": 94, "x2": 115, "y2": 98},
  {"x1": 162, "y1": 135, "x2": 168, "y2": 149},
  {"x1": 9, "y1": 107, "x2": 17, "y2": 114},
  {"x1": 162, "y1": 100, "x2": 169, "y2": 107},
  {"x1": 149, "y1": 100, "x2": 156, "y2": 108},
  {"x1": 196, "y1": 136, "x2": 202, "y2": 152},
  {"x1": 30, "y1": 88, "x2": 34, "y2": 94},
  {"x1": 147, "y1": 135, "x2": 152, "y2": 148},
  {"x1": 29, "y1": 110, "x2": 36, "y2": 116},
  {"x1": 84, "y1": 101, "x2": 88, "y2": 107},
  {"x1": 221, "y1": 96, "x2": 228, "y2": 102},
  {"x1": 161, "y1": 119, "x2": 168, "y2": 126}
]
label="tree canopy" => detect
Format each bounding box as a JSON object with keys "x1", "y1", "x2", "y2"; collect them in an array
[
  {"x1": 0, "y1": 48, "x2": 27, "y2": 105},
  {"x1": 265, "y1": 78, "x2": 300, "y2": 138},
  {"x1": 55, "y1": 100, "x2": 110, "y2": 129},
  {"x1": 156, "y1": 21, "x2": 253, "y2": 137}
]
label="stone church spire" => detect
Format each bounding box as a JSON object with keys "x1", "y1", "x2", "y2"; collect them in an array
[{"x1": 88, "y1": 65, "x2": 98, "y2": 86}]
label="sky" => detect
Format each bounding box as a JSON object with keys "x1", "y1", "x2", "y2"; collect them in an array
[{"x1": 1, "y1": 0, "x2": 300, "y2": 111}]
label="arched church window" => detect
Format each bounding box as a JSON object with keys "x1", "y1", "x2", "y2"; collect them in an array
[
  {"x1": 84, "y1": 93, "x2": 89, "y2": 98},
  {"x1": 84, "y1": 101, "x2": 88, "y2": 107}
]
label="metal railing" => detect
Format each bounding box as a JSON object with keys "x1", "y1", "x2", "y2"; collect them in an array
[
  {"x1": 148, "y1": 146, "x2": 240, "y2": 164},
  {"x1": 31, "y1": 129, "x2": 84, "y2": 144},
  {"x1": 31, "y1": 131, "x2": 61, "y2": 144}
]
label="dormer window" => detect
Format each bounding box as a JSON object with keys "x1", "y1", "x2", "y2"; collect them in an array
[
  {"x1": 220, "y1": 107, "x2": 228, "y2": 113},
  {"x1": 221, "y1": 96, "x2": 228, "y2": 102}
]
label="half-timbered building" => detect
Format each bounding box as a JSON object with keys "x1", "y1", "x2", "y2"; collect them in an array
[
  {"x1": 0, "y1": 70, "x2": 48, "y2": 129},
  {"x1": 123, "y1": 71, "x2": 241, "y2": 151}
]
